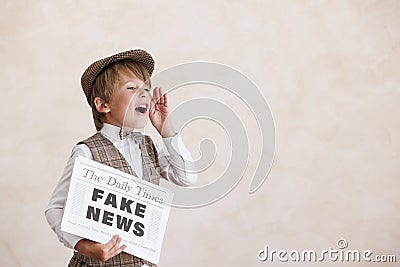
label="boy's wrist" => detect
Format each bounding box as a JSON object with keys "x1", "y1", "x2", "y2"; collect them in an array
[
  {"x1": 160, "y1": 122, "x2": 176, "y2": 138},
  {"x1": 161, "y1": 129, "x2": 177, "y2": 138}
]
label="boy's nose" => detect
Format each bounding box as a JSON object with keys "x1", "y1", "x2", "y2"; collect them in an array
[{"x1": 138, "y1": 87, "x2": 149, "y2": 98}]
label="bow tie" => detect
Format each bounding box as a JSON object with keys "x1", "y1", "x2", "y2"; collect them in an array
[{"x1": 118, "y1": 128, "x2": 143, "y2": 143}]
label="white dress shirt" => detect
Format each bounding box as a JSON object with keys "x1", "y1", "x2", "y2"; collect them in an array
[{"x1": 45, "y1": 123, "x2": 197, "y2": 249}]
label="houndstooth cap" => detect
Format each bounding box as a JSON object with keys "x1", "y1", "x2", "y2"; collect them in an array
[{"x1": 81, "y1": 49, "x2": 155, "y2": 105}]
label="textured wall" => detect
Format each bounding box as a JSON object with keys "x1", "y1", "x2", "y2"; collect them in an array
[{"x1": 1, "y1": 0, "x2": 399, "y2": 266}]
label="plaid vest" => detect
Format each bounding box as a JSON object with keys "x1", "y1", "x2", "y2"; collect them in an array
[{"x1": 69, "y1": 132, "x2": 160, "y2": 267}]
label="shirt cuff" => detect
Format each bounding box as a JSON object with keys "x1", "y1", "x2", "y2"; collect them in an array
[
  {"x1": 63, "y1": 232, "x2": 83, "y2": 250},
  {"x1": 162, "y1": 133, "x2": 190, "y2": 160}
]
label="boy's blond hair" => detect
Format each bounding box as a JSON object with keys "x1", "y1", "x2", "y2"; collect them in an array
[{"x1": 90, "y1": 59, "x2": 151, "y2": 131}]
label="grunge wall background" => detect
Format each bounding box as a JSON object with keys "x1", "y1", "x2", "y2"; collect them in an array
[{"x1": 1, "y1": 1, "x2": 399, "y2": 266}]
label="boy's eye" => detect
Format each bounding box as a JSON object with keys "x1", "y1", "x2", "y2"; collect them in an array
[{"x1": 127, "y1": 87, "x2": 150, "y2": 92}]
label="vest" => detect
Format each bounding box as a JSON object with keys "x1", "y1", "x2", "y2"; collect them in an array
[{"x1": 68, "y1": 132, "x2": 159, "y2": 267}]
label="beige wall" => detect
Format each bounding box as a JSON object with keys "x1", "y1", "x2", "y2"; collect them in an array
[{"x1": 1, "y1": 1, "x2": 399, "y2": 266}]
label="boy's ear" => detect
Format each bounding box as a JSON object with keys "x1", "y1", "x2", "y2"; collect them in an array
[{"x1": 94, "y1": 97, "x2": 110, "y2": 113}]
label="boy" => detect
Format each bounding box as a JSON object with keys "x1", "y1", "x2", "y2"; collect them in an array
[{"x1": 45, "y1": 49, "x2": 197, "y2": 267}]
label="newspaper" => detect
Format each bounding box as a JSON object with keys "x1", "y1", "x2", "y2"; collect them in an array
[{"x1": 61, "y1": 156, "x2": 174, "y2": 265}]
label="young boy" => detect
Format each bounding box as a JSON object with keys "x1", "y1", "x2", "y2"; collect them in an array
[{"x1": 45, "y1": 49, "x2": 197, "y2": 267}]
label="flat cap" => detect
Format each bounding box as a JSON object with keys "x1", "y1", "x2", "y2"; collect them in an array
[{"x1": 81, "y1": 49, "x2": 155, "y2": 104}]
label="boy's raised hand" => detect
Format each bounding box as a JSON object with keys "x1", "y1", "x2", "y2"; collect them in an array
[
  {"x1": 74, "y1": 235, "x2": 126, "y2": 262},
  {"x1": 149, "y1": 87, "x2": 176, "y2": 138}
]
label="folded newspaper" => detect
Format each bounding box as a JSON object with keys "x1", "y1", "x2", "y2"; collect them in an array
[{"x1": 61, "y1": 156, "x2": 174, "y2": 265}]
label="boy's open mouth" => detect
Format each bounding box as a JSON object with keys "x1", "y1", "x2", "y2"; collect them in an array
[{"x1": 135, "y1": 103, "x2": 148, "y2": 114}]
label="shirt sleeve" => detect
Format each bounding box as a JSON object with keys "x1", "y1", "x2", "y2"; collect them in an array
[
  {"x1": 156, "y1": 133, "x2": 198, "y2": 186},
  {"x1": 44, "y1": 144, "x2": 92, "y2": 249}
]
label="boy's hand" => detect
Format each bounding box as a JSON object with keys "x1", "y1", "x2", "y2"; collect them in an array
[
  {"x1": 74, "y1": 235, "x2": 126, "y2": 262},
  {"x1": 149, "y1": 87, "x2": 176, "y2": 138}
]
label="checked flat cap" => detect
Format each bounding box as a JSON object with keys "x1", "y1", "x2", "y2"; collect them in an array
[{"x1": 81, "y1": 49, "x2": 155, "y2": 104}]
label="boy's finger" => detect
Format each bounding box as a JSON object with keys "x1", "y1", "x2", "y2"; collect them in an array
[
  {"x1": 150, "y1": 98, "x2": 157, "y2": 114},
  {"x1": 159, "y1": 88, "x2": 164, "y2": 105},
  {"x1": 103, "y1": 235, "x2": 119, "y2": 250},
  {"x1": 109, "y1": 245, "x2": 127, "y2": 259},
  {"x1": 163, "y1": 90, "x2": 168, "y2": 106},
  {"x1": 151, "y1": 87, "x2": 157, "y2": 101},
  {"x1": 158, "y1": 88, "x2": 162, "y2": 104},
  {"x1": 103, "y1": 238, "x2": 125, "y2": 261},
  {"x1": 153, "y1": 87, "x2": 160, "y2": 103},
  {"x1": 109, "y1": 237, "x2": 124, "y2": 253},
  {"x1": 156, "y1": 87, "x2": 161, "y2": 103},
  {"x1": 111, "y1": 237, "x2": 123, "y2": 254}
]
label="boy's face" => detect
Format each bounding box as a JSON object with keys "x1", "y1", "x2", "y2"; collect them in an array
[{"x1": 104, "y1": 71, "x2": 151, "y2": 130}]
